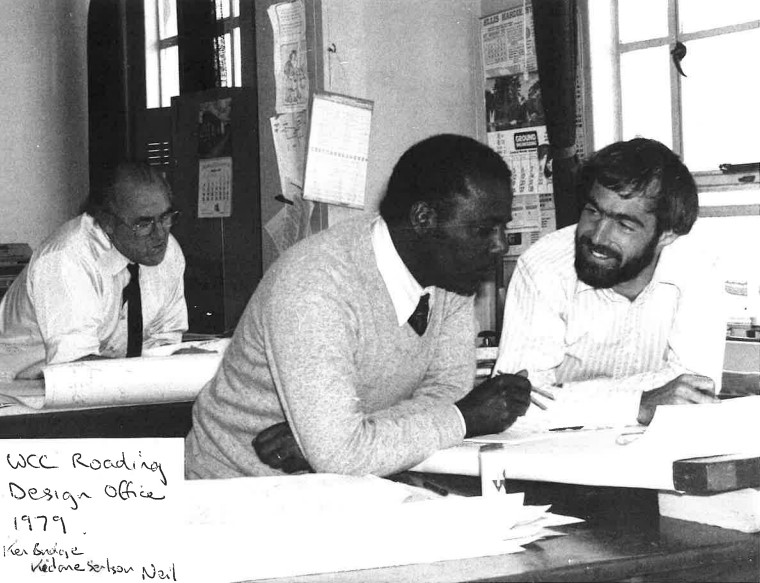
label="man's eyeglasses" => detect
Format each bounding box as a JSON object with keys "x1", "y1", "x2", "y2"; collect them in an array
[{"x1": 111, "y1": 210, "x2": 180, "y2": 237}]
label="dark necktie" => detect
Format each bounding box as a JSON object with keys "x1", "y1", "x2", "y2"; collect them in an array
[
  {"x1": 123, "y1": 263, "x2": 143, "y2": 357},
  {"x1": 408, "y1": 293, "x2": 430, "y2": 336}
]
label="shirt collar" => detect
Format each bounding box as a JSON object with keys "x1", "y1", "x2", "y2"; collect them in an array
[
  {"x1": 371, "y1": 215, "x2": 435, "y2": 326},
  {"x1": 83, "y1": 214, "x2": 131, "y2": 276}
]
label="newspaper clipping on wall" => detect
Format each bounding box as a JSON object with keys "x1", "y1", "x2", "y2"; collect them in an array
[{"x1": 481, "y1": 5, "x2": 555, "y2": 261}]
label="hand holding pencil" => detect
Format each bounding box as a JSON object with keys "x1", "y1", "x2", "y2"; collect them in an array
[{"x1": 455, "y1": 369, "x2": 533, "y2": 438}]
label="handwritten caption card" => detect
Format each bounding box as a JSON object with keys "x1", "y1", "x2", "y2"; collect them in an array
[{"x1": 1, "y1": 439, "x2": 183, "y2": 582}]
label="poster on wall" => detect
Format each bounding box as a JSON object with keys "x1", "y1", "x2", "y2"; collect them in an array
[
  {"x1": 197, "y1": 157, "x2": 233, "y2": 219},
  {"x1": 269, "y1": 0, "x2": 309, "y2": 115},
  {"x1": 481, "y1": 5, "x2": 537, "y2": 78},
  {"x1": 488, "y1": 126, "x2": 556, "y2": 258},
  {"x1": 303, "y1": 92, "x2": 373, "y2": 209},
  {"x1": 197, "y1": 98, "x2": 233, "y2": 218},
  {"x1": 481, "y1": 6, "x2": 555, "y2": 260}
]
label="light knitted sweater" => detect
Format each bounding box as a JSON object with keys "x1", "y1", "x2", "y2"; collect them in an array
[{"x1": 185, "y1": 217, "x2": 474, "y2": 478}]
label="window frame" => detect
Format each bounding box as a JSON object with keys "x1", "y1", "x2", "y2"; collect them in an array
[
  {"x1": 144, "y1": 0, "x2": 243, "y2": 109},
  {"x1": 582, "y1": 0, "x2": 760, "y2": 192}
]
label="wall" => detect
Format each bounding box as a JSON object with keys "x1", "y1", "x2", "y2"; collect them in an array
[
  {"x1": 313, "y1": 0, "x2": 508, "y2": 333},
  {"x1": 319, "y1": 0, "x2": 484, "y2": 224},
  {"x1": 0, "y1": 0, "x2": 90, "y2": 249}
]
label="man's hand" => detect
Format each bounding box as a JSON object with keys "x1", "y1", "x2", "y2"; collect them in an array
[
  {"x1": 455, "y1": 371, "x2": 532, "y2": 438},
  {"x1": 252, "y1": 422, "x2": 313, "y2": 474},
  {"x1": 638, "y1": 373, "x2": 719, "y2": 425}
]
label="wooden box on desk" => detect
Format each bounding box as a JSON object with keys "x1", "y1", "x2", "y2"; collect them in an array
[{"x1": 659, "y1": 454, "x2": 760, "y2": 533}]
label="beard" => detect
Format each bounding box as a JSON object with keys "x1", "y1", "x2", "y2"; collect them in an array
[{"x1": 574, "y1": 233, "x2": 658, "y2": 289}]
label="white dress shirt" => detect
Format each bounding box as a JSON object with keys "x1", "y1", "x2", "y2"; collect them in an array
[
  {"x1": 494, "y1": 224, "x2": 727, "y2": 429},
  {"x1": 371, "y1": 215, "x2": 468, "y2": 431},
  {"x1": 0, "y1": 214, "x2": 187, "y2": 378}
]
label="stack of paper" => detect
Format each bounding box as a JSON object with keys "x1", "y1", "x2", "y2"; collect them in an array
[{"x1": 180, "y1": 473, "x2": 582, "y2": 582}]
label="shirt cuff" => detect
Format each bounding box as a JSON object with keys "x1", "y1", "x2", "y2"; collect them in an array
[{"x1": 453, "y1": 404, "x2": 467, "y2": 436}]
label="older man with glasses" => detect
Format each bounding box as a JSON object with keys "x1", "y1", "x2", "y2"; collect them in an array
[{"x1": 0, "y1": 161, "x2": 187, "y2": 380}]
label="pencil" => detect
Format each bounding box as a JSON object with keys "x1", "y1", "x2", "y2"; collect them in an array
[
  {"x1": 530, "y1": 395, "x2": 548, "y2": 410},
  {"x1": 532, "y1": 385, "x2": 556, "y2": 401}
]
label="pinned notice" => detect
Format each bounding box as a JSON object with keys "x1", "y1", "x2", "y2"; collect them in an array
[{"x1": 303, "y1": 92, "x2": 373, "y2": 209}]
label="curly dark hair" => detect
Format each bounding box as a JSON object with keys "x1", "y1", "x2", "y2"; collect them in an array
[
  {"x1": 575, "y1": 138, "x2": 698, "y2": 235},
  {"x1": 379, "y1": 134, "x2": 511, "y2": 225}
]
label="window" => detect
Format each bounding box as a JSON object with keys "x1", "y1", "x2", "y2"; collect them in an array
[
  {"x1": 586, "y1": 0, "x2": 760, "y2": 187},
  {"x1": 585, "y1": 1, "x2": 760, "y2": 325},
  {"x1": 144, "y1": 0, "x2": 242, "y2": 109}
]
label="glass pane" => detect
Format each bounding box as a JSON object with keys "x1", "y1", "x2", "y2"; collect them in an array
[
  {"x1": 620, "y1": 46, "x2": 672, "y2": 148},
  {"x1": 158, "y1": 0, "x2": 177, "y2": 40},
  {"x1": 216, "y1": 0, "x2": 230, "y2": 20},
  {"x1": 159, "y1": 46, "x2": 179, "y2": 108},
  {"x1": 223, "y1": 32, "x2": 233, "y2": 87},
  {"x1": 680, "y1": 0, "x2": 760, "y2": 34},
  {"x1": 618, "y1": 0, "x2": 668, "y2": 43},
  {"x1": 681, "y1": 28, "x2": 760, "y2": 170},
  {"x1": 232, "y1": 0, "x2": 240, "y2": 18},
  {"x1": 233, "y1": 28, "x2": 242, "y2": 86}
]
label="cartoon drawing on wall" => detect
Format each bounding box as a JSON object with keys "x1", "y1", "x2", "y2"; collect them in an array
[{"x1": 282, "y1": 46, "x2": 307, "y2": 106}]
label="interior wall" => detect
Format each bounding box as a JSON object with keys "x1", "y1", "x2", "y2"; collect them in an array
[
  {"x1": 320, "y1": 0, "x2": 484, "y2": 225},
  {"x1": 0, "y1": 0, "x2": 91, "y2": 250}
]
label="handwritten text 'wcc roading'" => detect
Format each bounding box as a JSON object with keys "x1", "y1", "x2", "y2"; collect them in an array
[{"x1": 6, "y1": 450, "x2": 167, "y2": 510}]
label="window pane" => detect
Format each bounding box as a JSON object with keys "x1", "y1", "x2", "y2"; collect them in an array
[
  {"x1": 222, "y1": 32, "x2": 233, "y2": 87},
  {"x1": 620, "y1": 47, "x2": 672, "y2": 148},
  {"x1": 232, "y1": 0, "x2": 239, "y2": 18},
  {"x1": 681, "y1": 28, "x2": 760, "y2": 170},
  {"x1": 158, "y1": 0, "x2": 177, "y2": 40},
  {"x1": 160, "y1": 46, "x2": 179, "y2": 108},
  {"x1": 618, "y1": 0, "x2": 668, "y2": 43},
  {"x1": 216, "y1": 0, "x2": 230, "y2": 20},
  {"x1": 680, "y1": 0, "x2": 760, "y2": 34},
  {"x1": 144, "y1": 0, "x2": 161, "y2": 108},
  {"x1": 233, "y1": 28, "x2": 242, "y2": 87}
]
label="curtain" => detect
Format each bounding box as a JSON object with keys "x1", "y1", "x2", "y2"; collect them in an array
[
  {"x1": 531, "y1": 0, "x2": 580, "y2": 228},
  {"x1": 177, "y1": 0, "x2": 222, "y2": 93}
]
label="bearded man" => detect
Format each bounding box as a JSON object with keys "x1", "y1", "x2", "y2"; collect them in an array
[{"x1": 493, "y1": 138, "x2": 726, "y2": 429}]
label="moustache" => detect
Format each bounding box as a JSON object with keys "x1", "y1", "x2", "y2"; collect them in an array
[{"x1": 579, "y1": 236, "x2": 622, "y2": 262}]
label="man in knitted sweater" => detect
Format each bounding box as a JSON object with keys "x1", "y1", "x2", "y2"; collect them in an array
[{"x1": 185, "y1": 134, "x2": 531, "y2": 478}]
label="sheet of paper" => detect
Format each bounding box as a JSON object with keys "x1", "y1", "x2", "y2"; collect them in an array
[
  {"x1": 263, "y1": 182, "x2": 314, "y2": 255},
  {"x1": 268, "y1": 0, "x2": 309, "y2": 114},
  {"x1": 0, "y1": 438, "x2": 183, "y2": 581},
  {"x1": 0, "y1": 339, "x2": 229, "y2": 411},
  {"x1": 180, "y1": 474, "x2": 573, "y2": 582},
  {"x1": 270, "y1": 111, "x2": 308, "y2": 196},
  {"x1": 478, "y1": 396, "x2": 760, "y2": 493},
  {"x1": 303, "y1": 92, "x2": 373, "y2": 209}
]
